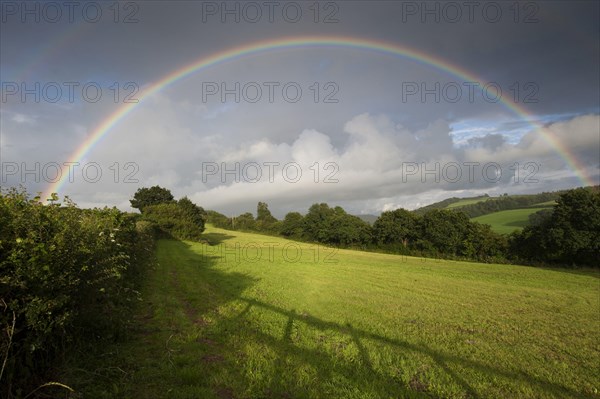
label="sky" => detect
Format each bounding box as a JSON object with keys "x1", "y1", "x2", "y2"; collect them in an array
[{"x1": 1, "y1": 0, "x2": 599, "y2": 217}]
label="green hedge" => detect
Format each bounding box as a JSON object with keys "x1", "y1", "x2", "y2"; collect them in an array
[
  {"x1": 0, "y1": 188, "x2": 154, "y2": 398},
  {"x1": 142, "y1": 202, "x2": 205, "y2": 241}
]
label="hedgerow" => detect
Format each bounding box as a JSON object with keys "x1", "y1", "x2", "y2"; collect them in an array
[{"x1": 0, "y1": 188, "x2": 154, "y2": 398}]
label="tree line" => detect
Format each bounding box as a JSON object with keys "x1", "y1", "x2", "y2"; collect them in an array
[
  {"x1": 126, "y1": 185, "x2": 599, "y2": 267},
  {"x1": 204, "y1": 187, "x2": 599, "y2": 267},
  {"x1": 208, "y1": 201, "x2": 507, "y2": 262},
  {"x1": 129, "y1": 185, "x2": 598, "y2": 267}
]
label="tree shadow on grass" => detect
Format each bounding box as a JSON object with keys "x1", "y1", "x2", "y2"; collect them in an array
[
  {"x1": 155, "y1": 239, "x2": 586, "y2": 398},
  {"x1": 229, "y1": 298, "x2": 582, "y2": 399},
  {"x1": 201, "y1": 232, "x2": 237, "y2": 246},
  {"x1": 62, "y1": 238, "x2": 258, "y2": 399}
]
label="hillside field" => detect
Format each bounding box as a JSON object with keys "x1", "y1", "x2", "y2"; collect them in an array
[
  {"x1": 471, "y1": 207, "x2": 548, "y2": 234},
  {"x1": 64, "y1": 226, "x2": 600, "y2": 398}
]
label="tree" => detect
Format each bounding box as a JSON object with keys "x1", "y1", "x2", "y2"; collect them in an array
[
  {"x1": 540, "y1": 188, "x2": 600, "y2": 265},
  {"x1": 324, "y1": 210, "x2": 372, "y2": 246},
  {"x1": 178, "y1": 196, "x2": 206, "y2": 232},
  {"x1": 130, "y1": 186, "x2": 174, "y2": 212},
  {"x1": 234, "y1": 212, "x2": 255, "y2": 230},
  {"x1": 464, "y1": 222, "x2": 507, "y2": 261},
  {"x1": 513, "y1": 187, "x2": 599, "y2": 266},
  {"x1": 373, "y1": 209, "x2": 418, "y2": 247},
  {"x1": 280, "y1": 212, "x2": 305, "y2": 237},
  {"x1": 256, "y1": 202, "x2": 278, "y2": 231},
  {"x1": 552, "y1": 188, "x2": 600, "y2": 262},
  {"x1": 142, "y1": 202, "x2": 204, "y2": 240},
  {"x1": 528, "y1": 208, "x2": 553, "y2": 227},
  {"x1": 418, "y1": 209, "x2": 471, "y2": 256},
  {"x1": 301, "y1": 204, "x2": 371, "y2": 246},
  {"x1": 303, "y1": 203, "x2": 335, "y2": 242},
  {"x1": 206, "y1": 210, "x2": 230, "y2": 229},
  {"x1": 257, "y1": 202, "x2": 277, "y2": 223}
]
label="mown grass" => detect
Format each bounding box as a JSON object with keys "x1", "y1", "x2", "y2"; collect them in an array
[
  {"x1": 63, "y1": 226, "x2": 599, "y2": 398},
  {"x1": 471, "y1": 207, "x2": 548, "y2": 234}
]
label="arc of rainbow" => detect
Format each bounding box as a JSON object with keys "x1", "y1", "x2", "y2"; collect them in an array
[{"x1": 42, "y1": 35, "x2": 595, "y2": 200}]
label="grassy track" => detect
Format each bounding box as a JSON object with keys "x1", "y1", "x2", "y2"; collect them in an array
[
  {"x1": 471, "y1": 207, "x2": 548, "y2": 234},
  {"x1": 65, "y1": 226, "x2": 600, "y2": 398}
]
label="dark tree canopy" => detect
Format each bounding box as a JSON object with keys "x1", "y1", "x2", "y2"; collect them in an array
[
  {"x1": 373, "y1": 209, "x2": 417, "y2": 245},
  {"x1": 234, "y1": 212, "x2": 255, "y2": 230},
  {"x1": 417, "y1": 209, "x2": 471, "y2": 256},
  {"x1": 280, "y1": 212, "x2": 305, "y2": 237},
  {"x1": 324, "y1": 211, "x2": 372, "y2": 246},
  {"x1": 142, "y1": 202, "x2": 204, "y2": 240},
  {"x1": 206, "y1": 210, "x2": 231, "y2": 229},
  {"x1": 303, "y1": 203, "x2": 335, "y2": 242},
  {"x1": 130, "y1": 186, "x2": 174, "y2": 211},
  {"x1": 298, "y1": 203, "x2": 371, "y2": 246},
  {"x1": 256, "y1": 202, "x2": 278, "y2": 231},
  {"x1": 511, "y1": 187, "x2": 600, "y2": 266},
  {"x1": 256, "y1": 202, "x2": 277, "y2": 223},
  {"x1": 178, "y1": 196, "x2": 207, "y2": 231}
]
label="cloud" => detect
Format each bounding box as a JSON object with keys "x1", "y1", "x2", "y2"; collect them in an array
[
  {"x1": 186, "y1": 112, "x2": 598, "y2": 215},
  {"x1": 466, "y1": 134, "x2": 506, "y2": 151},
  {"x1": 11, "y1": 113, "x2": 36, "y2": 124},
  {"x1": 463, "y1": 114, "x2": 600, "y2": 172},
  {"x1": 3, "y1": 84, "x2": 597, "y2": 216}
]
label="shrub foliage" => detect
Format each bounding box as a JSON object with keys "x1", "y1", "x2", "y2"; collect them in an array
[{"x1": 0, "y1": 188, "x2": 154, "y2": 397}]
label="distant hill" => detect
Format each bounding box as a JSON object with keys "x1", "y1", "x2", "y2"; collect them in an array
[
  {"x1": 411, "y1": 190, "x2": 575, "y2": 234},
  {"x1": 471, "y1": 206, "x2": 552, "y2": 234},
  {"x1": 410, "y1": 195, "x2": 484, "y2": 214},
  {"x1": 413, "y1": 191, "x2": 564, "y2": 217}
]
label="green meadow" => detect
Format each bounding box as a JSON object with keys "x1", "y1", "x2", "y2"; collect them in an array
[
  {"x1": 471, "y1": 207, "x2": 548, "y2": 234},
  {"x1": 65, "y1": 226, "x2": 600, "y2": 398}
]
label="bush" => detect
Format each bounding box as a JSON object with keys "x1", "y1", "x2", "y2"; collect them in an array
[
  {"x1": 0, "y1": 188, "x2": 154, "y2": 397},
  {"x1": 142, "y1": 202, "x2": 205, "y2": 241}
]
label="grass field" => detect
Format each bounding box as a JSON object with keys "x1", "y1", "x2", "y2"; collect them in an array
[
  {"x1": 64, "y1": 226, "x2": 600, "y2": 398},
  {"x1": 471, "y1": 207, "x2": 548, "y2": 234}
]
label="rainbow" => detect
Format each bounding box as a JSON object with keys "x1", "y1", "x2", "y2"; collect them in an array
[{"x1": 42, "y1": 35, "x2": 595, "y2": 199}]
